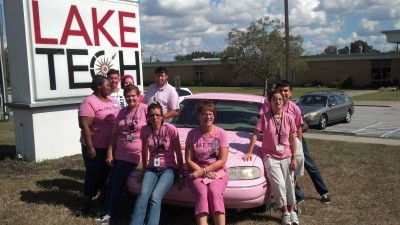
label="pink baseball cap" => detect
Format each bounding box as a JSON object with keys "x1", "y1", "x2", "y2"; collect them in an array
[{"x1": 121, "y1": 74, "x2": 134, "y2": 84}]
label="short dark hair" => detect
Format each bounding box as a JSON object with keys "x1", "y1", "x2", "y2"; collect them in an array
[
  {"x1": 267, "y1": 88, "x2": 282, "y2": 101},
  {"x1": 154, "y1": 66, "x2": 167, "y2": 75},
  {"x1": 276, "y1": 80, "x2": 292, "y2": 91},
  {"x1": 123, "y1": 84, "x2": 141, "y2": 96},
  {"x1": 107, "y1": 69, "x2": 119, "y2": 77},
  {"x1": 90, "y1": 75, "x2": 108, "y2": 91},
  {"x1": 196, "y1": 100, "x2": 216, "y2": 115},
  {"x1": 147, "y1": 101, "x2": 163, "y2": 116}
]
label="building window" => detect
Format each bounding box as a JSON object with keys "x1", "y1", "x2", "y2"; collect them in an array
[
  {"x1": 194, "y1": 65, "x2": 204, "y2": 84},
  {"x1": 371, "y1": 60, "x2": 391, "y2": 85}
]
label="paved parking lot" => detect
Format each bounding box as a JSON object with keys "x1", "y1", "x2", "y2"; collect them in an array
[{"x1": 317, "y1": 104, "x2": 400, "y2": 139}]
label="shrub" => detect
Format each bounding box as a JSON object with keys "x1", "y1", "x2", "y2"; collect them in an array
[{"x1": 340, "y1": 75, "x2": 354, "y2": 89}]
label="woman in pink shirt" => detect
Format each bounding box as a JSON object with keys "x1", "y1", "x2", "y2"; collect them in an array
[
  {"x1": 129, "y1": 102, "x2": 184, "y2": 225},
  {"x1": 243, "y1": 89, "x2": 299, "y2": 225},
  {"x1": 186, "y1": 100, "x2": 229, "y2": 225},
  {"x1": 94, "y1": 84, "x2": 147, "y2": 224},
  {"x1": 75, "y1": 75, "x2": 120, "y2": 217},
  {"x1": 121, "y1": 74, "x2": 144, "y2": 103}
]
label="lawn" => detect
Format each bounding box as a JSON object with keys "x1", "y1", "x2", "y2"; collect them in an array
[{"x1": 1, "y1": 116, "x2": 400, "y2": 225}]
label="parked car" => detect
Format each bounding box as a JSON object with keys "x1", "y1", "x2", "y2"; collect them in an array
[
  {"x1": 295, "y1": 91, "x2": 354, "y2": 130},
  {"x1": 176, "y1": 87, "x2": 193, "y2": 103},
  {"x1": 126, "y1": 93, "x2": 268, "y2": 209}
]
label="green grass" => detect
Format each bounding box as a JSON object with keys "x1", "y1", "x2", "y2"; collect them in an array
[
  {"x1": 1, "y1": 115, "x2": 400, "y2": 224},
  {"x1": 352, "y1": 89, "x2": 400, "y2": 101}
]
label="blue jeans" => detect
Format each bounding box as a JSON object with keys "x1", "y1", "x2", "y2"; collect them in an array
[
  {"x1": 295, "y1": 137, "x2": 329, "y2": 200},
  {"x1": 81, "y1": 145, "x2": 110, "y2": 198},
  {"x1": 104, "y1": 160, "x2": 138, "y2": 217},
  {"x1": 129, "y1": 168, "x2": 176, "y2": 225}
]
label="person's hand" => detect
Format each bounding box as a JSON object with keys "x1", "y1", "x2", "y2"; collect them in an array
[
  {"x1": 105, "y1": 154, "x2": 113, "y2": 167},
  {"x1": 188, "y1": 170, "x2": 202, "y2": 180},
  {"x1": 204, "y1": 171, "x2": 217, "y2": 179},
  {"x1": 290, "y1": 158, "x2": 297, "y2": 171},
  {"x1": 87, "y1": 147, "x2": 96, "y2": 158},
  {"x1": 243, "y1": 152, "x2": 253, "y2": 161}
]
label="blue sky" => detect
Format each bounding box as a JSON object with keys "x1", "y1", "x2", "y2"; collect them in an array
[{"x1": 138, "y1": 0, "x2": 400, "y2": 61}]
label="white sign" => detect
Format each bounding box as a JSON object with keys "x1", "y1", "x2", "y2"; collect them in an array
[{"x1": 28, "y1": 0, "x2": 142, "y2": 100}]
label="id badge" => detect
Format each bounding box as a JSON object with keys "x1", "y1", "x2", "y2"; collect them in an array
[
  {"x1": 154, "y1": 157, "x2": 160, "y2": 167},
  {"x1": 276, "y1": 145, "x2": 284, "y2": 151},
  {"x1": 127, "y1": 134, "x2": 133, "y2": 141},
  {"x1": 212, "y1": 139, "x2": 218, "y2": 150}
]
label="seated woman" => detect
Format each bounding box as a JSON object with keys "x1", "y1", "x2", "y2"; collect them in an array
[
  {"x1": 186, "y1": 100, "x2": 229, "y2": 225},
  {"x1": 129, "y1": 102, "x2": 184, "y2": 225}
]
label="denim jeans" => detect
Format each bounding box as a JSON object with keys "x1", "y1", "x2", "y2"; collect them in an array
[
  {"x1": 104, "y1": 159, "x2": 138, "y2": 217},
  {"x1": 129, "y1": 167, "x2": 176, "y2": 225},
  {"x1": 295, "y1": 137, "x2": 329, "y2": 200},
  {"x1": 81, "y1": 145, "x2": 110, "y2": 198}
]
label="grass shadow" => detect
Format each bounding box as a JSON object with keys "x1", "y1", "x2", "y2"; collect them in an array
[
  {"x1": 59, "y1": 169, "x2": 85, "y2": 180},
  {"x1": 0, "y1": 144, "x2": 16, "y2": 160}
]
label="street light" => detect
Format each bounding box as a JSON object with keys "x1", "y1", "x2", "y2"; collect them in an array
[{"x1": 284, "y1": 0, "x2": 290, "y2": 81}]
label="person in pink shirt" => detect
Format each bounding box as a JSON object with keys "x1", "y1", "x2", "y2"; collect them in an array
[
  {"x1": 74, "y1": 75, "x2": 120, "y2": 217},
  {"x1": 94, "y1": 84, "x2": 147, "y2": 224},
  {"x1": 243, "y1": 89, "x2": 299, "y2": 225},
  {"x1": 186, "y1": 100, "x2": 229, "y2": 225},
  {"x1": 121, "y1": 74, "x2": 144, "y2": 103},
  {"x1": 129, "y1": 102, "x2": 184, "y2": 225}
]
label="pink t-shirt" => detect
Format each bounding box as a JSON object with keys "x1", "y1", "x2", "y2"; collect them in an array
[
  {"x1": 112, "y1": 103, "x2": 148, "y2": 164},
  {"x1": 259, "y1": 100, "x2": 303, "y2": 133},
  {"x1": 140, "y1": 122, "x2": 179, "y2": 169},
  {"x1": 79, "y1": 94, "x2": 120, "y2": 148},
  {"x1": 256, "y1": 110, "x2": 296, "y2": 160},
  {"x1": 185, "y1": 126, "x2": 229, "y2": 169}
]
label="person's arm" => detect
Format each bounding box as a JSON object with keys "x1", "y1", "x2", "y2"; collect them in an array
[
  {"x1": 297, "y1": 126, "x2": 303, "y2": 141},
  {"x1": 79, "y1": 116, "x2": 95, "y2": 158},
  {"x1": 172, "y1": 136, "x2": 184, "y2": 176},
  {"x1": 301, "y1": 121, "x2": 309, "y2": 133},
  {"x1": 106, "y1": 134, "x2": 117, "y2": 166},
  {"x1": 203, "y1": 146, "x2": 228, "y2": 179},
  {"x1": 164, "y1": 109, "x2": 179, "y2": 119},
  {"x1": 289, "y1": 132, "x2": 297, "y2": 171},
  {"x1": 243, "y1": 129, "x2": 260, "y2": 161},
  {"x1": 186, "y1": 145, "x2": 204, "y2": 179}
]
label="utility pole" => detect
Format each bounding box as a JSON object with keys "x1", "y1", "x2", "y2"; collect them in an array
[{"x1": 284, "y1": 0, "x2": 290, "y2": 81}]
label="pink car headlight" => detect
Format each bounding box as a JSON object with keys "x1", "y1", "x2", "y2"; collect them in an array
[{"x1": 228, "y1": 166, "x2": 261, "y2": 180}]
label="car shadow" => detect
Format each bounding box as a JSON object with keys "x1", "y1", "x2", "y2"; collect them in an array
[{"x1": 0, "y1": 144, "x2": 16, "y2": 160}]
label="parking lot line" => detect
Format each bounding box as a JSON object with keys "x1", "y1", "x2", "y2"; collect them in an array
[
  {"x1": 351, "y1": 122, "x2": 383, "y2": 133},
  {"x1": 381, "y1": 128, "x2": 400, "y2": 138}
]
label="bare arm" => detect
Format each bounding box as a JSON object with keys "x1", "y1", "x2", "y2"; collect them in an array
[
  {"x1": 172, "y1": 136, "x2": 184, "y2": 175},
  {"x1": 79, "y1": 116, "x2": 95, "y2": 158},
  {"x1": 289, "y1": 132, "x2": 297, "y2": 170},
  {"x1": 243, "y1": 129, "x2": 261, "y2": 161},
  {"x1": 163, "y1": 109, "x2": 179, "y2": 119}
]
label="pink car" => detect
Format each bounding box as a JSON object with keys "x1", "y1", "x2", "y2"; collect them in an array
[{"x1": 126, "y1": 93, "x2": 267, "y2": 209}]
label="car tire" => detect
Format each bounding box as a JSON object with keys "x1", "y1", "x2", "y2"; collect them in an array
[
  {"x1": 318, "y1": 114, "x2": 327, "y2": 130},
  {"x1": 344, "y1": 110, "x2": 351, "y2": 123}
]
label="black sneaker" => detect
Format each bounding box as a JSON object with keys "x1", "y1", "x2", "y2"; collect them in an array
[
  {"x1": 296, "y1": 196, "x2": 305, "y2": 205},
  {"x1": 321, "y1": 193, "x2": 331, "y2": 204},
  {"x1": 73, "y1": 205, "x2": 90, "y2": 217}
]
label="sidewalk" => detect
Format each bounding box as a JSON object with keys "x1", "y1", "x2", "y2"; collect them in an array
[{"x1": 304, "y1": 133, "x2": 400, "y2": 146}]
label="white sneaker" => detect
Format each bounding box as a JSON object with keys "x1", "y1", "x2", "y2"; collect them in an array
[
  {"x1": 290, "y1": 211, "x2": 299, "y2": 225},
  {"x1": 282, "y1": 212, "x2": 291, "y2": 225}
]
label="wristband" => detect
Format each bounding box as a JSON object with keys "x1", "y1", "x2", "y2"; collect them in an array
[{"x1": 202, "y1": 167, "x2": 207, "y2": 174}]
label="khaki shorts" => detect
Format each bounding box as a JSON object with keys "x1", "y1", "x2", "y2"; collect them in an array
[{"x1": 294, "y1": 137, "x2": 304, "y2": 176}]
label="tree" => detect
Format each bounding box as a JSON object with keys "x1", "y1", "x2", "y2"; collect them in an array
[
  {"x1": 174, "y1": 51, "x2": 222, "y2": 61},
  {"x1": 220, "y1": 16, "x2": 306, "y2": 93},
  {"x1": 335, "y1": 40, "x2": 380, "y2": 54},
  {"x1": 323, "y1": 45, "x2": 337, "y2": 55}
]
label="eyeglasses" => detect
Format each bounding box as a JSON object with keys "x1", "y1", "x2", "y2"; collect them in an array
[
  {"x1": 201, "y1": 113, "x2": 214, "y2": 118},
  {"x1": 148, "y1": 114, "x2": 162, "y2": 118}
]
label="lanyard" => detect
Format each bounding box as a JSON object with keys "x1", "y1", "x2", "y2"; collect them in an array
[
  {"x1": 124, "y1": 103, "x2": 140, "y2": 133},
  {"x1": 271, "y1": 111, "x2": 283, "y2": 145},
  {"x1": 151, "y1": 124, "x2": 164, "y2": 157}
]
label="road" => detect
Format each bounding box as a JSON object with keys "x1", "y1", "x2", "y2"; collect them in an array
[{"x1": 315, "y1": 103, "x2": 400, "y2": 139}]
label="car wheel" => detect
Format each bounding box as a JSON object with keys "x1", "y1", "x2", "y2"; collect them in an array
[
  {"x1": 318, "y1": 114, "x2": 327, "y2": 130},
  {"x1": 344, "y1": 110, "x2": 351, "y2": 123}
]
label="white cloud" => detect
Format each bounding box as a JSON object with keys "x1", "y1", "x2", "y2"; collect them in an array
[{"x1": 358, "y1": 18, "x2": 380, "y2": 35}]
